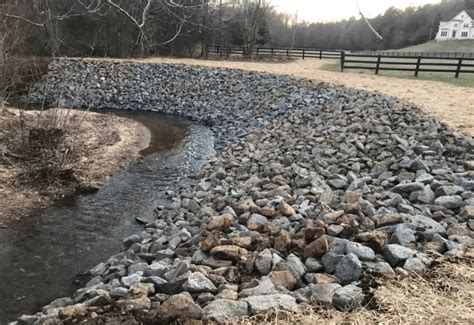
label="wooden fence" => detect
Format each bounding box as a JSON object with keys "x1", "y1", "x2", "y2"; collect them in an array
[
  {"x1": 355, "y1": 50, "x2": 474, "y2": 59},
  {"x1": 341, "y1": 53, "x2": 474, "y2": 78},
  {"x1": 206, "y1": 45, "x2": 474, "y2": 78},
  {"x1": 206, "y1": 45, "x2": 342, "y2": 60}
]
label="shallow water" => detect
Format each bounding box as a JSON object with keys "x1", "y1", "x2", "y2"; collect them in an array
[{"x1": 0, "y1": 110, "x2": 214, "y2": 323}]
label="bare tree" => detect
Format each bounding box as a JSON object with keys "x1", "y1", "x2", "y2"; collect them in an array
[{"x1": 234, "y1": 0, "x2": 270, "y2": 57}]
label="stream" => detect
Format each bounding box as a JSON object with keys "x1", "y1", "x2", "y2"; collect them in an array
[{"x1": 0, "y1": 110, "x2": 215, "y2": 323}]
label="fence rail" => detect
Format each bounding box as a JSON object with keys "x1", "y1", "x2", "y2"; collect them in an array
[
  {"x1": 206, "y1": 45, "x2": 343, "y2": 60},
  {"x1": 341, "y1": 53, "x2": 474, "y2": 78},
  {"x1": 354, "y1": 50, "x2": 474, "y2": 59},
  {"x1": 206, "y1": 45, "x2": 474, "y2": 78}
]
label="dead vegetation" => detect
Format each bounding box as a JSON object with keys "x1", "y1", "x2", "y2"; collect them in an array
[{"x1": 0, "y1": 107, "x2": 150, "y2": 224}]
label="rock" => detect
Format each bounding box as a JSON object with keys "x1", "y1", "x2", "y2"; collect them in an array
[
  {"x1": 183, "y1": 272, "x2": 218, "y2": 293},
  {"x1": 210, "y1": 245, "x2": 248, "y2": 261},
  {"x1": 207, "y1": 213, "x2": 235, "y2": 231},
  {"x1": 242, "y1": 294, "x2": 297, "y2": 315},
  {"x1": 159, "y1": 294, "x2": 202, "y2": 321},
  {"x1": 305, "y1": 258, "x2": 324, "y2": 273},
  {"x1": 434, "y1": 196, "x2": 464, "y2": 209},
  {"x1": 203, "y1": 299, "x2": 249, "y2": 322},
  {"x1": 239, "y1": 276, "x2": 278, "y2": 298},
  {"x1": 58, "y1": 304, "x2": 88, "y2": 319},
  {"x1": 200, "y1": 231, "x2": 221, "y2": 252},
  {"x1": 122, "y1": 272, "x2": 143, "y2": 287},
  {"x1": 304, "y1": 236, "x2": 329, "y2": 258},
  {"x1": 309, "y1": 283, "x2": 342, "y2": 306},
  {"x1": 345, "y1": 241, "x2": 375, "y2": 261},
  {"x1": 404, "y1": 215, "x2": 446, "y2": 239},
  {"x1": 392, "y1": 182, "x2": 424, "y2": 194},
  {"x1": 332, "y1": 285, "x2": 365, "y2": 310},
  {"x1": 278, "y1": 201, "x2": 296, "y2": 216},
  {"x1": 371, "y1": 262, "x2": 395, "y2": 275},
  {"x1": 334, "y1": 254, "x2": 362, "y2": 285},
  {"x1": 383, "y1": 244, "x2": 417, "y2": 266},
  {"x1": 460, "y1": 206, "x2": 474, "y2": 220},
  {"x1": 355, "y1": 231, "x2": 388, "y2": 252},
  {"x1": 403, "y1": 257, "x2": 427, "y2": 273},
  {"x1": 391, "y1": 227, "x2": 416, "y2": 246},
  {"x1": 247, "y1": 214, "x2": 269, "y2": 227},
  {"x1": 286, "y1": 254, "x2": 307, "y2": 279},
  {"x1": 116, "y1": 295, "x2": 151, "y2": 312},
  {"x1": 269, "y1": 270, "x2": 297, "y2": 290},
  {"x1": 255, "y1": 249, "x2": 273, "y2": 275},
  {"x1": 322, "y1": 253, "x2": 345, "y2": 274}
]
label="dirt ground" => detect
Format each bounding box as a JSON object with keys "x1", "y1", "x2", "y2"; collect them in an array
[
  {"x1": 0, "y1": 107, "x2": 150, "y2": 225},
  {"x1": 92, "y1": 57, "x2": 473, "y2": 136}
]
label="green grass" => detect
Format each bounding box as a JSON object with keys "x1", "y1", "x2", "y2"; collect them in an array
[
  {"x1": 392, "y1": 40, "x2": 474, "y2": 53},
  {"x1": 321, "y1": 60, "x2": 474, "y2": 88}
]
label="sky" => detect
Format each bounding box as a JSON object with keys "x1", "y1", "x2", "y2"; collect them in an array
[{"x1": 271, "y1": 0, "x2": 442, "y2": 23}]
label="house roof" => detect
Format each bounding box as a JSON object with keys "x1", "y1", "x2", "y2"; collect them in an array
[{"x1": 466, "y1": 10, "x2": 474, "y2": 19}]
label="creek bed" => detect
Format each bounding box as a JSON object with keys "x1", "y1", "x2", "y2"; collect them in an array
[{"x1": 0, "y1": 110, "x2": 214, "y2": 322}]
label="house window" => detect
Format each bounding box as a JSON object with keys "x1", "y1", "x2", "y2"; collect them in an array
[
  {"x1": 464, "y1": 23, "x2": 470, "y2": 28},
  {"x1": 454, "y1": 23, "x2": 458, "y2": 27},
  {"x1": 441, "y1": 30, "x2": 448, "y2": 37},
  {"x1": 452, "y1": 30, "x2": 457, "y2": 38},
  {"x1": 461, "y1": 31, "x2": 468, "y2": 37}
]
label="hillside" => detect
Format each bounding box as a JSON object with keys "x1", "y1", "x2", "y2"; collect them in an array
[{"x1": 395, "y1": 40, "x2": 474, "y2": 53}]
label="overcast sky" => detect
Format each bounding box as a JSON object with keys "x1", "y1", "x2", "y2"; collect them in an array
[{"x1": 271, "y1": 0, "x2": 442, "y2": 23}]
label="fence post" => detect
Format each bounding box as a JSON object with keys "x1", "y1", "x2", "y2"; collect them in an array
[
  {"x1": 302, "y1": 49, "x2": 305, "y2": 60},
  {"x1": 415, "y1": 57, "x2": 421, "y2": 77},
  {"x1": 271, "y1": 48, "x2": 274, "y2": 58},
  {"x1": 375, "y1": 55, "x2": 382, "y2": 75},
  {"x1": 286, "y1": 48, "x2": 289, "y2": 57},
  {"x1": 455, "y1": 58, "x2": 463, "y2": 78},
  {"x1": 256, "y1": 48, "x2": 259, "y2": 57},
  {"x1": 340, "y1": 51, "x2": 345, "y2": 72},
  {"x1": 319, "y1": 50, "x2": 322, "y2": 60}
]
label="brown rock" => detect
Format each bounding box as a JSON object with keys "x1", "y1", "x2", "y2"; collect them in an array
[
  {"x1": 216, "y1": 289, "x2": 238, "y2": 300},
  {"x1": 116, "y1": 295, "x2": 151, "y2": 312},
  {"x1": 129, "y1": 282, "x2": 155, "y2": 297},
  {"x1": 278, "y1": 201, "x2": 296, "y2": 216},
  {"x1": 159, "y1": 294, "x2": 202, "y2": 321},
  {"x1": 230, "y1": 236, "x2": 255, "y2": 249},
  {"x1": 200, "y1": 231, "x2": 221, "y2": 252},
  {"x1": 58, "y1": 304, "x2": 88, "y2": 319},
  {"x1": 355, "y1": 230, "x2": 388, "y2": 252},
  {"x1": 345, "y1": 191, "x2": 360, "y2": 204},
  {"x1": 460, "y1": 206, "x2": 474, "y2": 220},
  {"x1": 260, "y1": 207, "x2": 277, "y2": 218},
  {"x1": 206, "y1": 273, "x2": 228, "y2": 286},
  {"x1": 304, "y1": 235, "x2": 329, "y2": 258},
  {"x1": 322, "y1": 210, "x2": 346, "y2": 225},
  {"x1": 233, "y1": 199, "x2": 258, "y2": 215},
  {"x1": 203, "y1": 257, "x2": 233, "y2": 269},
  {"x1": 274, "y1": 230, "x2": 291, "y2": 252},
  {"x1": 304, "y1": 227, "x2": 326, "y2": 242},
  {"x1": 269, "y1": 270, "x2": 297, "y2": 290},
  {"x1": 210, "y1": 245, "x2": 248, "y2": 261},
  {"x1": 312, "y1": 273, "x2": 340, "y2": 284},
  {"x1": 42, "y1": 297, "x2": 73, "y2": 313},
  {"x1": 207, "y1": 214, "x2": 235, "y2": 231},
  {"x1": 373, "y1": 213, "x2": 403, "y2": 227},
  {"x1": 196, "y1": 292, "x2": 214, "y2": 305},
  {"x1": 245, "y1": 251, "x2": 258, "y2": 274}
]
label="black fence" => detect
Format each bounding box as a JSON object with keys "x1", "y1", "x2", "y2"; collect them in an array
[
  {"x1": 341, "y1": 53, "x2": 474, "y2": 78},
  {"x1": 355, "y1": 50, "x2": 474, "y2": 59},
  {"x1": 206, "y1": 45, "x2": 474, "y2": 78},
  {"x1": 206, "y1": 45, "x2": 343, "y2": 60}
]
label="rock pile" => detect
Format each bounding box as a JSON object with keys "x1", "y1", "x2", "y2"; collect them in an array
[{"x1": 18, "y1": 59, "x2": 473, "y2": 324}]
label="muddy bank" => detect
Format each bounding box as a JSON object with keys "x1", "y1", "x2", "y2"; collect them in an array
[{"x1": 0, "y1": 107, "x2": 150, "y2": 224}]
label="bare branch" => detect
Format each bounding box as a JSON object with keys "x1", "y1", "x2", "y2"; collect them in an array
[{"x1": 0, "y1": 11, "x2": 44, "y2": 28}]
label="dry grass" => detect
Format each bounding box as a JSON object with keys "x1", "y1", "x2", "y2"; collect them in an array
[
  {"x1": 0, "y1": 107, "x2": 150, "y2": 223},
  {"x1": 230, "y1": 256, "x2": 474, "y2": 324},
  {"x1": 86, "y1": 57, "x2": 474, "y2": 136}
]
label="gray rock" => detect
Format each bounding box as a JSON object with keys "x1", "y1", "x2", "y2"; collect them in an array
[
  {"x1": 404, "y1": 215, "x2": 446, "y2": 239},
  {"x1": 372, "y1": 262, "x2": 395, "y2": 275},
  {"x1": 334, "y1": 254, "x2": 362, "y2": 284},
  {"x1": 242, "y1": 294, "x2": 297, "y2": 315},
  {"x1": 305, "y1": 258, "x2": 324, "y2": 273},
  {"x1": 434, "y1": 196, "x2": 464, "y2": 209},
  {"x1": 309, "y1": 283, "x2": 342, "y2": 306},
  {"x1": 391, "y1": 227, "x2": 416, "y2": 246},
  {"x1": 286, "y1": 254, "x2": 307, "y2": 279},
  {"x1": 255, "y1": 249, "x2": 273, "y2": 275},
  {"x1": 247, "y1": 214, "x2": 269, "y2": 226},
  {"x1": 383, "y1": 244, "x2": 417, "y2": 266},
  {"x1": 392, "y1": 182, "x2": 424, "y2": 194},
  {"x1": 239, "y1": 276, "x2": 278, "y2": 298},
  {"x1": 332, "y1": 285, "x2": 365, "y2": 310},
  {"x1": 403, "y1": 257, "x2": 427, "y2": 273},
  {"x1": 183, "y1": 272, "x2": 217, "y2": 293},
  {"x1": 121, "y1": 272, "x2": 143, "y2": 287},
  {"x1": 322, "y1": 253, "x2": 344, "y2": 274},
  {"x1": 203, "y1": 299, "x2": 249, "y2": 322},
  {"x1": 345, "y1": 241, "x2": 375, "y2": 261}
]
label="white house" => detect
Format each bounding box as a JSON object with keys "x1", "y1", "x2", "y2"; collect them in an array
[{"x1": 435, "y1": 10, "x2": 474, "y2": 41}]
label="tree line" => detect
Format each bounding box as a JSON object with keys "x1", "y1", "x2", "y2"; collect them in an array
[{"x1": 0, "y1": 0, "x2": 473, "y2": 59}]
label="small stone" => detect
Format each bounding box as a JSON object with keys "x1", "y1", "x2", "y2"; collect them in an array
[
  {"x1": 391, "y1": 227, "x2": 416, "y2": 246},
  {"x1": 304, "y1": 236, "x2": 329, "y2": 258},
  {"x1": 309, "y1": 283, "x2": 342, "y2": 306},
  {"x1": 332, "y1": 285, "x2": 365, "y2": 310},
  {"x1": 403, "y1": 257, "x2": 427, "y2": 273},
  {"x1": 116, "y1": 295, "x2": 151, "y2": 312},
  {"x1": 210, "y1": 245, "x2": 248, "y2": 261},
  {"x1": 183, "y1": 272, "x2": 218, "y2": 293},
  {"x1": 345, "y1": 241, "x2": 376, "y2": 261},
  {"x1": 355, "y1": 231, "x2": 388, "y2": 252},
  {"x1": 383, "y1": 244, "x2": 417, "y2": 266},
  {"x1": 242, "y1": 294, "x2": 297, "y2": 315},
  {"x1": 286, "y1": 254, "x2": 307, "y2": 279},
  {"x1": 255, "y1": 249, "x2": 273, "y2": 275},
  {"x1": 334, "y1": 254, "x2": 362, "y2": 285},
  {"x1": 207, "y1": 213, "x2": 235, "y2": 231},
  {"x1": 159, "y1": 294, "x2": 202, "y2": 321},
  {"x1": 278, "y1": 201, "x2": 296, "y2": 216},
  {"x1": 200, "y1": 231, "x2": 221, "y2": 252},
  {"x1": 371, "y1": 262, "x2": 395, "y2": 275},
  {"x1": 434, "y1": 196, "x2": 464, "y2": 209},
  {"x1": 392, "y1": 182, "x2": 424, "y2": 194},
  {"x1": 305, "y1": 258, "x2": 324, "y2": 273},
  {"x1": 269, "y1": 270, "x2": 297, "y2": 290},
  {"x1": 239, "y1": 276, "x2": 278, "y2": 297},
  {"x1": 203, "y1": 299, "x2": 249, "y2": 322}
]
